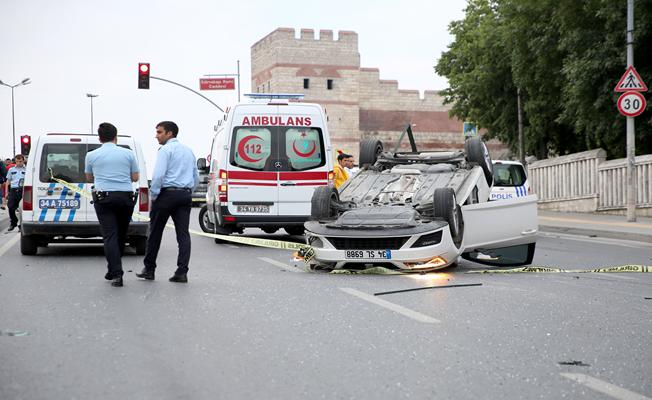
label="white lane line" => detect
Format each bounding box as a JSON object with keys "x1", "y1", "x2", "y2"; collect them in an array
[
  {"x1": 339, "y1": 287, "x2": 440, "y2": 324},
  {"x1": 596, "y1": 273, "x2": 637, "y2": 281},
  {"x1": 258, "y1": 257, "x2": 303, "y2": 273},
  {"x1": 226, "y1": 244, "x2": 239, "y2": 249},
  {"x1": 0, "y1": 234, "x2": 20, "y2": 257},
  {"x1": 560, "y1": 373, "x2": 651, "y2": 400}
]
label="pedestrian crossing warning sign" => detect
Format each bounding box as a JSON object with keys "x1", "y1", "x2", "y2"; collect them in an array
[{"x1": 614, "y1": 66, "x2": 648, "y2": 92}]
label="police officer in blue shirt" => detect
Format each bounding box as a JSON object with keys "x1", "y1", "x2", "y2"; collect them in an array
[
  {"x1": 136, "y1": 121, "x2": 198, "y2": 283},
  {"x1": 85, "y1": 123, "x2": 139, "y2": 287},
  {"x1": 3, "y1": 154, "x2": 26, "y2": 231}
]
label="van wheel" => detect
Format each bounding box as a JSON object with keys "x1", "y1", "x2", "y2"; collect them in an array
[
  {"x1": 311, "y1": 186, "x2": 340, "y2": 220},
  {"x1": 132, "y1": 237, "x2": 147, "y2": 255},
  {"x1": 285, "y1": 226, "x2": 305, "y2": 236},
  {"x1": 465, "y1": 137, "x2": 493, "y2": 186},
  {"x1": 261, "y1": 227, "x2": 278, "y2": 234},
  {"x1": 20, "y1": 234, "x2": 38, "y2": 255},
  {"x1": 359, "y1": 138, "x2": 383, "y2": 168},
  {"x1": 198, "y1": 205, "x2": 214, "y2": 233},
  {"x1": 433, "y1": 188, "x2": 464, "y2": 248}
]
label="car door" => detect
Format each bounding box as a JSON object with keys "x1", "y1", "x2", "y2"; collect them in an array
[
  {"x1": 36, "y1": 138, "x2": 89, "y2": 223},
  {"x1": 278, "y1": 126, "x2": 328, "y2": 216},
  {"x1": 460, "y1": 195, "x2": 538, "y2": 265},
  {"x1": 227, "y1": 126, "x2": 279, "y2": 216}
]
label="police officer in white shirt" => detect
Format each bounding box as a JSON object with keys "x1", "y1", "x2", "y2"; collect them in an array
[
  {"x1": 3, "y1": 154, "x2": 26, "y2": 231},
  {"x1": 85, "y1": 123, "x2": 139, "y2": 287},
  {"x1": 136, "y1": 121, "x2": 198, "y2": 283}
]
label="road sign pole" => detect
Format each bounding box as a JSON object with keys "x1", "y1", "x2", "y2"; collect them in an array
[{"x1": 626, "y1": 0, "x2": 636, "y2": 222}]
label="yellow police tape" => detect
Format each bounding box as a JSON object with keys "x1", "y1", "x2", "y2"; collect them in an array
[
  {"x1": 466, "y1": 265, "x2": 651, "y2": 274},
  {"x1": 49, "y1": 176, "x2": 314, "y2": 260}
]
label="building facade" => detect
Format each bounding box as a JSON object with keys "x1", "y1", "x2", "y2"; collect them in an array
[{"x1": 251, "y1": 28, "x2": 507, "y2": 159}]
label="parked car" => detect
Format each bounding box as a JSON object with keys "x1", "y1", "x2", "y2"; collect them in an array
[
  {"x1": 304, "y1": 126, "x2": 538, "y2": 272},
  {"x1": 490, "y1": 160, "x2": 530, "y2": 200},
  {"x1": 193, "y1": 157, "x2": 209, "y2": 206}
]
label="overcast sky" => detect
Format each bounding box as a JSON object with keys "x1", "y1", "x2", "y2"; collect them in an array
[{"x1": 0, "y1": 0, "x2": 467, "y2": 173}]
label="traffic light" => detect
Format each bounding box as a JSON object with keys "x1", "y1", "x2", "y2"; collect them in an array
[
  {"x1": 20, "y1": 135, "x2": 31, "y2": 155},
  {"x1": 138, "y1": 63, "x2": 150, "y2": 89}
]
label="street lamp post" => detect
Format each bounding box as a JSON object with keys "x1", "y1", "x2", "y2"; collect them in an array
[
  {"x1": 86, "y1": 93, "x2": 99, "y2": 133},
  {"x1": 0, "y1": 78, "x2": 31, "y2": 156}
]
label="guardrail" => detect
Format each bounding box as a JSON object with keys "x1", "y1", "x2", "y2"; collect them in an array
[{"x1": 527, "y1": 149, "x2": 652, "y2": 216}]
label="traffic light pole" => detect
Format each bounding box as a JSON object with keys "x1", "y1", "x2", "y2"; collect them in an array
[
  {"x1": 11, "y1": 86, "x2": 16, "y2": 156},
  {"x1": 150, "y1": 76, "x2": 225, "y2": 113}
]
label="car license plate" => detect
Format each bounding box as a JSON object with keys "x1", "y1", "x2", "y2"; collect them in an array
[
  {"x1": 237, "y1": 205, "x2": 270, "y2": 213},
  {"x1": 345, "y1": 250, "x2": 392, "y2": 259},
  {"x1": 39, "y1": 199, "x2": 80, "y2": 209}
]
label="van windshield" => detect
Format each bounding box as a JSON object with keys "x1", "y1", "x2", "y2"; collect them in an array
[
  {"x1": 39, "y1": 143, "x2": 132, "y2": 183},
  {"x1": 230, "y1": 126, "x2": 325, "y2": 171}
]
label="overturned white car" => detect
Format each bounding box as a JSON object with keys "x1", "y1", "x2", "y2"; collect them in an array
[{"x1": 304, "y1": 127, "x2": 538, "y2": 271}]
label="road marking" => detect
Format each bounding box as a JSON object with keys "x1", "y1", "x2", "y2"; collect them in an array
[
  {"x1": 538, "y1": 232, "x2": 652, "y2": 248},
  {"x1": 0, "y1": 234, "x2": 20, "y2": 257},
  {"x1": 226, "y1": 244, "x2": 239, "y2": 249},
  {"x1": 540, "y1": 216, "x2": 652, "y2": 229},
  {"x1": 258, "y1": 257, "x2": 303, "y2": 273},
  {"x1": 560, "y1": 373, "x2": 651, "y2": 400},
  {"x1": 339, "y1": 287, "x2": 440, "y2": 324}
]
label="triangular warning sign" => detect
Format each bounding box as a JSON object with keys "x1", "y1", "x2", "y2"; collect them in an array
[{"x1": 615, "y1": 66, "x2": 648, "y2": 92}]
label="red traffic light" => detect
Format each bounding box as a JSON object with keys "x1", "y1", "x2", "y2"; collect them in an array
[
  {"x1": 138, "y1": 63, "x2": 150, "y2": 89},
  {"x1": 20, "y1": 135, "x2": 31, "y2": 155}
]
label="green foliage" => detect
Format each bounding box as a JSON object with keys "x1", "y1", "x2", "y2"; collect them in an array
[{"x1": 436, "y1": 0, "x2": 652, "y2": 159}]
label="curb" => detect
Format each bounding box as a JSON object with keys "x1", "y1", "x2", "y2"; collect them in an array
[{"x1": 538, "y1": 224, "x2": 652, "y2": 244}]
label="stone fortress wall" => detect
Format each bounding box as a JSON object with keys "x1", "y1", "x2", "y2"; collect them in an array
[{"x1": 251, "y1": 28, "x2": 508, "y2": 160}]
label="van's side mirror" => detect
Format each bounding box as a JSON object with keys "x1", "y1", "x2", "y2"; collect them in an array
[{"x1": 197, "y1": 158, "x2": 208, "y2": 171}]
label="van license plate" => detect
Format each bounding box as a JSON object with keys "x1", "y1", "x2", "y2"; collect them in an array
[
  {"x1": 39, "y1": 199, "x2": 81, "y2": 209},
  {"x1": 237, "y1": 205, "x2": 270, "y2": 213},
  {"x1": 345, "y1": 250, "x2": 391, "y2": 259}
]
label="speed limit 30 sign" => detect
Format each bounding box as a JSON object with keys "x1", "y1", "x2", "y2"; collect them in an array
[{"x1": 617, "y1": 91, "x2": 646, "y2": 117}]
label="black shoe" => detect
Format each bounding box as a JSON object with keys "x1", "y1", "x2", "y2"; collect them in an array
[
  {"x1": 169, "y1": 273, "x2": 187, "y2": 283},
  {"x1": 104, "y1": 272, "x2": 113, "y2": 281},
  {"x1": 111, "y1": 277, "x2": 123, "y2": 287},
  {"x1": 135, "y1": 268, "x2": 155, "y2": 280},
  {"x1": 7, "y1": 225, "x2": 16, "y2": 232}
]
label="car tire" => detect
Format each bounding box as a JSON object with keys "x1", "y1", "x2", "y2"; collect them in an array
[
  {"x1": 465, "y1": 137, "x2": 493, "y2": 186},
  {"x1": 198, "y1": 205, "x2": 215, "y2": 233},
  {"x1": 132, "y1": 237, "x2": 147, "y2": 255},
  {"x1": 433, "y1": 187, "x2": 464, "y2": 247},
  {"x1": 311, "y1": 186, "x2": 340, "y2": 220},
  {"x1": 20, "y1": 234, "x2": 38, "y2": 255},
  {"x1": 359, "y1": 138, "x2": 383, "y2": 168},
  {"x1": 261, "y1": 227, "x2": 279, "y2": 234},
  {"x1": 285, "y1": 226, "x2": 305, "y2": 236}
]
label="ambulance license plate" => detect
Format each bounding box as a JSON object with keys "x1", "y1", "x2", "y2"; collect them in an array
[
  {"x1": 237, "y1": 205, "x2": 270, "y2": 213},
  {"x1": 39, "y1": 199, "x2": 81, "y2": 209},
  {"x1": 345, "y1": 250, "x2": 391, "y2": 259}
]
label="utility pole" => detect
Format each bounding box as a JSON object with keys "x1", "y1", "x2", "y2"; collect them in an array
[
  {"x1": 517, "y1": 88, "x2": 524, "y2": 164},
  {"x1": 86, "y1": 93, "x2": 99, "y2": 134},
  {"x1": 626, "y1": 0, "x2": 637, "y2": 222}
]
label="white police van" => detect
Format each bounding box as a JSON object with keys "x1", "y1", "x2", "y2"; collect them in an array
[
  {"x1": 204, "y1": 94, "x2": 334, "y2": 239},
  {"x1": 20, "y1": 133, "x2": 150, "y2": 255},
  {"x1": 490, "y1": 160, "x2": 531, "y2": 201}
]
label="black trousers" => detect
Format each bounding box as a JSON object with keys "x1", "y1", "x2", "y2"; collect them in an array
[
  {"x1": 94, "y1": 192, "x2": 136, "y2": 278},
  {"x1": 144, "y1": 190, "x2": 192, "y2": 274},
  {"x1": 7, "y1": 188, "x2": 22, "y2": 227}
]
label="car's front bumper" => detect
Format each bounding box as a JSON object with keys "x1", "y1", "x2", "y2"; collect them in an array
[{"x1": 304, "y1": 220, "x2": 461, "y2": 271}]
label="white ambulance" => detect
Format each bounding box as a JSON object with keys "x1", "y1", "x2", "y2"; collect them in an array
[
  {"x1": 20, "y1": 133, "x2": 150, "y2": 255},
  {"x1": 204, "y1": 94, "x2": 333, "y2": 238}
]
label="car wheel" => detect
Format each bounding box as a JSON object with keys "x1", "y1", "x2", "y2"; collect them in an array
[
  {"x1": 261, "y1": 227, "x2": 279, "y2": 234},
  {"x1": 311, "y1": 186, "x2": 340, "y2": 220},
  {"x1": 132, "y1": 237, "x2": 147, "y2": 255},
  {"x1": 433, "y1": 187, "x2": 464, "y2": 247},
  {"x1": 359, "y1": 138, "x2": 383, "y2": 168},
  {"x1": 465, "y1": 137, "x2": 493, "y2": 186},
  {"x1": 20, "y1": 234, "x2": 38, "y2": 255},
  {"x1": 198, "y1": 205, "x2": 215, "y2": 233},
  {"x1": 285, "y1": 226, "x2": 305, "y2": 236}
]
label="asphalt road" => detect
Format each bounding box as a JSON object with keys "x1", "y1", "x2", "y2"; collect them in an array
[{"x1": 1, "y1": 209, "x2": 651, "y2": 400}]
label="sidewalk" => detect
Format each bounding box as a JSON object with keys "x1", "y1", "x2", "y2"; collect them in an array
[{"x1": 538, "y1": 210, "x2": 652, "y2": 243}]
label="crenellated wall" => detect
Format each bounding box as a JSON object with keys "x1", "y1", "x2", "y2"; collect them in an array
[{"x1": 251, "y1": 28, "x2": 509, "y2": 159}]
